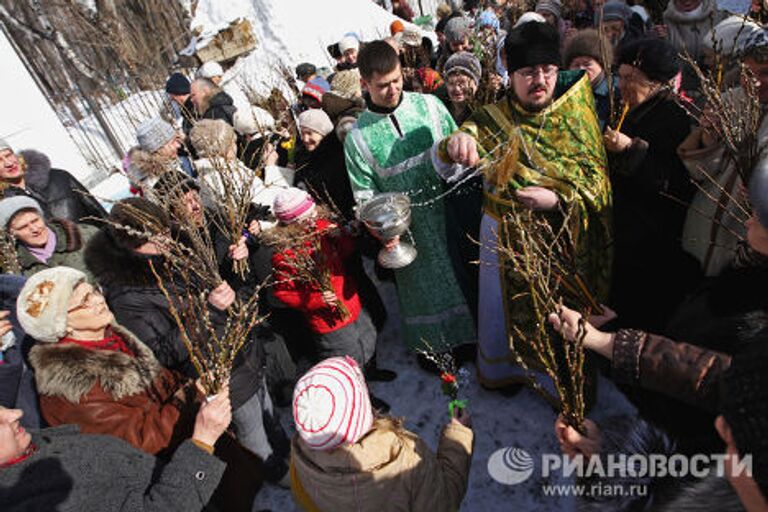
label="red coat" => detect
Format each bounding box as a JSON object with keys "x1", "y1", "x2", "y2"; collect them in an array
[{"x1": 272, "y1": 219, "x2": 361, "y2": 334}]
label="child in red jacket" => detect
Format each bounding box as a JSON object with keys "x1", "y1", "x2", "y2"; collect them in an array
[{"x1": 269, "y1": 189, "x2": 395, "y2": 406}]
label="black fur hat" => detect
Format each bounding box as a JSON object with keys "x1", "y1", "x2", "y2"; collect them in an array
[
  {"x1": 107, "y1": 197, "x2": 170, "y2": 250},
  {"x1": 505, "y1": 21, "x2": 561, "y2": 73}
]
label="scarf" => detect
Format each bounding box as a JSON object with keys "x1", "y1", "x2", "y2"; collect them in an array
[
  {"x1": 59, "y1": 329, "x2": 135, "y2": 357},
  {"x1": 1, "y1": 443, "x2": 38, "y2": 468},
  {"x1": 27, "y1": 228, "x2": 56, "y2": 263}
]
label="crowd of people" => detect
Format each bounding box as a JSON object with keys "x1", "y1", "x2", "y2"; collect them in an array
[{"x1": 1, "y1": 0, "x2": 768, "y2": 510}]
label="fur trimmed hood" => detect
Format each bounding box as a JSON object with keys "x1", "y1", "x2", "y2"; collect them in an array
[
  {"x1": 19, "y1": 149, "x2": 53, "y2": 190},
  {"x1": 29, "y1": 323, "x2": 162, "y2": 403}
]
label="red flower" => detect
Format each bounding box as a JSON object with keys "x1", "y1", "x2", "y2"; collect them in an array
[{"x1": 440, "y1": 372, "x2": 457, "y2": 385}]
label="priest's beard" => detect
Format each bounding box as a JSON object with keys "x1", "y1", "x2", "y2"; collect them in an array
[{"x1": 513, "y1": 90, "x2": 555, "y2": 113}]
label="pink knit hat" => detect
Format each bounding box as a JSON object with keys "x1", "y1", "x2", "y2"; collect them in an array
[
  {"x1": 273, "y1": 187, "x2": 316, "y2": 224},
  {"x1": 293, "y1": 356, "x2": 374, "y2": 451}
]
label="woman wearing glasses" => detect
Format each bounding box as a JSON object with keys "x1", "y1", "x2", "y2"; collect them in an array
[{"x1": 16, "y1": 266, "x2": 262, "y2": 511}]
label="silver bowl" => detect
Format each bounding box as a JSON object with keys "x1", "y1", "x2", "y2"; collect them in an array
[{"x1": 358, "y1": 192, "x2": 417, "y2": 269}]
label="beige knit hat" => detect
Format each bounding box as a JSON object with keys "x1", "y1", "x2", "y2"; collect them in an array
[
  {"x1": 190, "y1": 119, "x2": 237, "y2": 158},
  {"x1": 17, "y1": 267, "x2": 87, "y2": 343},
  {"x1": 298, "y1": 109, "x2": 334, "y2": 137},
  {"x1": 330, "y1": 69, "x2": 362, "y2": 100}
]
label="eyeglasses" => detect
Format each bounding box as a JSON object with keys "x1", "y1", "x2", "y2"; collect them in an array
[
  {"x1": 67, "y1": 285, "x2": 104, "y2": 314},
  {"x1": 447, "y1": 76, "x2": 474, "y2": 89},
  {"x1": 515, "y1": 65, "x2": 558, "y2": 81}
]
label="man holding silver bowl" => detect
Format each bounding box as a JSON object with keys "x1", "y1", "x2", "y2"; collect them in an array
[{"x1": 344, "y1": 40, "x2": 477, "y2": 362}]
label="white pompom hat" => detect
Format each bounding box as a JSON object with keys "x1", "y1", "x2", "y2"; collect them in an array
[{"x1": 292, "y1": 356, "x2": 374, "y2": 451}]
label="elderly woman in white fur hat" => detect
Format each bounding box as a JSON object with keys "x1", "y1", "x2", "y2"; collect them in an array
[
  {"x1": 17, "y1": 266, "x2": 215, "y2": 456},
  {"x1": 16, "y1": 266, "x2": 269, "y2": 507}
]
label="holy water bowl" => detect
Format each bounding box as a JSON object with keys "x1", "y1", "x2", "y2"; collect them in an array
[{"x1": 358, "y1": 192, "x2": 417, "y2": 269}]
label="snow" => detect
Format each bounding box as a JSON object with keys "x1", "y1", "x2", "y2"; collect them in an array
[
  {"x1": 253, "y1": 270, "x2": 636, "y2": 511},
  {"x1": 190, "y1": 0, "x2": 434, "y2": 109},
  {"x1": 0, "y1": 30, "x2": 92, "y2": 184}
]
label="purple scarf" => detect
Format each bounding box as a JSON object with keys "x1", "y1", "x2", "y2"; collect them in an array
[{"x1": 27, "y1": 228, "x2": 56, "y2": 263}]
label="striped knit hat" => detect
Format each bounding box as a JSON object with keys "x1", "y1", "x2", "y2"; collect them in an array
[
  {"x1": 273, "y1": 187, "x2": 316, "y2": 224},
  {"x1": 293, "y1": 356, "x2": 374, "y2": 451}
]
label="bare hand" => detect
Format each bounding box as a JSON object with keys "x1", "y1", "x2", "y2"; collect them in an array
[
  {"x1": 384, "y1": 236, "x2": 400, "y2": 252},
  {"x1": 228, "y1": 236, "x2": 249, "y2": 261},
  {"x1": 322, "y1": 290, "x2": 339, "y2": 307},
  {"x1": 263, "y1": 142, "x2": 279, "y2": 167},
  {"x1": 0, "y1": 311, "x2": 11, "y2": 338},
  {"x1": 603, "y1": 127, "x2": 632, "y2": 153},
  {"x1": 446, "y1": 132, "x2": 480, "y2": 167},
  {"x1": 247, "y1": 219, "x2": 262, "y2": 237},
  {"x1": 451, "y1": 406, "x2": 472, "y2": 428},
  {"x1": 548, "y1": 305, "x2": 615, "y2": 358},
  {"x1": 515, "y1": 186, "x2": 559, "y2": 211},
  {"x1": 193, "y1": 385, "x2": 232, "y2": 446},
  {"x1": 554, "y1": 414, "x2": 602, "y2": 459},
  {"x1": 208, "y1": 281, "x2": 236, "y2": 311},
  {"x1": 489, "y1": 73, "x2": 503, "y2": 93}
]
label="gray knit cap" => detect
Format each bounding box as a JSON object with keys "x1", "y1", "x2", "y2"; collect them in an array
[
  {"x1": 596, "y1": 1, "x2": 633, "y2": 24},
  {"x1": 0, "y1": 138, "x2": 11, "y2": 152},
  {"x1": 0, "y1": 195, "x2": 44, "y2": 228},
  {"x1": 444, "y1": 51, "x2": 482, "y2": 84},
  {"x1": 136, "y1": 117, "x2": 176, "y2": 153},
  {"x1": 445, "y1": 17, "x2": 471, "y2": 44},
  {"x1": 536, "y1": 0, "x2": 562, "y2": 20}
]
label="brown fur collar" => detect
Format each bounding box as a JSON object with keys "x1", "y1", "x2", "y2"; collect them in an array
[
  {"x1": 50, "y1": 218, "x2": 83, "y2": 252},
  {"x1": 29, "y1": 323, "x2": 162, "y2": 403}
]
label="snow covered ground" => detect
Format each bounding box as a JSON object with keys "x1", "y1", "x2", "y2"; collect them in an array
[{"x1": 253, "y1": 271, "x2": 636, "y2": 512}]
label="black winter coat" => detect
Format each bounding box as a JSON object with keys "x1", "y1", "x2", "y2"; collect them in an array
[
  {"x1": 608, "y1": 91, "x2": 700, "y2": 332},
  {"x1": 201, "y1": 91, "x2": 237, "y2": 126},
  {"x1": 83, "y1": 229, "x2": 262, "y2": 411},
  {"x1": 294, "y1": 134, "x2": 356, "y2": 220},
  {"x1": 17, "y1": 150, "x2": 107, "y2": 225},
  {"x1": 620, "y1": 262, "x2": 768, "y2": 454}
]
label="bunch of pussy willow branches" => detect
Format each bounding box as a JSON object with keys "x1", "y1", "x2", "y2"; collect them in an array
[
  {"x1": 678, "y1": 54, "x2": 764, "y2": 185},
  {"x1": 493, "y1": 201, "x2": 601, "y2": 434},
  {"x1": 416, "y1": 339, "x2": 469, "y2": 418},
  {"x1": 262, "y1": 205, "x2": 351, "y2": 321},
  {"x1": 193, "y1": 138, "x2": 262, "y2": 280},
  {"x1": 104, "y1": 198, "x2": 266, "y2": 395},
  {"x1": 470, "y1": 25, "x2": 500, "y2": 107},
  {"x1": 0, "y1": 228, "x2": 21, "y2": 274}
]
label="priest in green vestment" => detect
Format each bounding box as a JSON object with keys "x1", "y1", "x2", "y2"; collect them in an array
[
  {"x1": 344, "y1": 40, "x2": 476, "y2": 354},
  {"x1": 435, "y1": 21, "x2": 613, "y2": 393}
]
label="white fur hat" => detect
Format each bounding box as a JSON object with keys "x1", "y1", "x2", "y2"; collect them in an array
[
  {"x1": 339, "y1": 35, "x2": 360, "y2": 53},
  {"x1": 196, "y1": 61, "x2": 224, "y2": 79},
  {"x1": 17, "y1": 267, "x2": 87, "y2": 343},
  {"x1": 513, "y1": 11, "x2": 547, "y2": 28},
  {"x1": 233, "y1": 106, "x2": 276, "y2": 135}
]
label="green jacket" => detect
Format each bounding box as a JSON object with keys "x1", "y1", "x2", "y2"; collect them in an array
[{"x1": 17, "y1": 219, "x2": 98, "y2": 278}]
